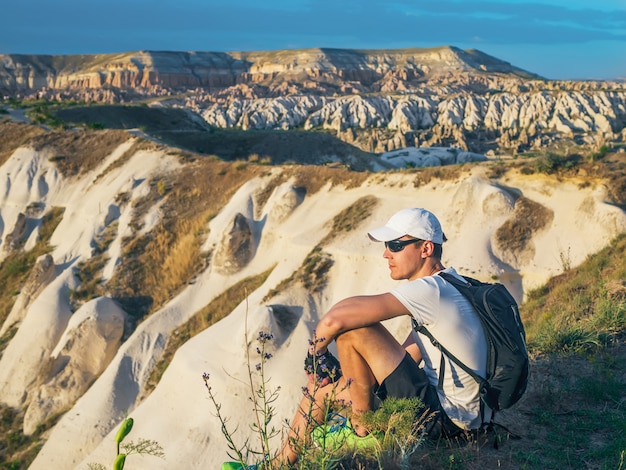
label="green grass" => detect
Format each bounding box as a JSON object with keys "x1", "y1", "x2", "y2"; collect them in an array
[{"x1": 524, "y1": 233, "x2": 626, "y2": 353}]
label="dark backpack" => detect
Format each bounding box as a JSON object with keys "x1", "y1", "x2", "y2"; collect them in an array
[{"x1": 413, "y1": 272, "x2": 530, "y2": 412}]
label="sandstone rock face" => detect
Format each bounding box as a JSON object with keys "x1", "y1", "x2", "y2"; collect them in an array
[
  {"x1": 3, "y1": 47, "x2": 520, "y2": 94},
  {"x1": 214, "y1": 212, "x2": 256, "y2": 273},
  {"x1": 201, "y1": 90, "x2": 626, "y2": 153},
  {"x1": 23, "y1": 297, "x2": 126, "y2": 435},
  {"x1": 264, "y1": 183, "x2": 306, "y2": 224},
  {"x1": 0, "y1": 253, "x2": 56, "y2": 335},
  {"x1": 2, "y1": 212, "x2": 29, "y2": 255}
]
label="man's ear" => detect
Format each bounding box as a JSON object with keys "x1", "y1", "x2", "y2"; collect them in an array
[{"x1": 421, "y1": 240, "x2": 435, "y2": 258}]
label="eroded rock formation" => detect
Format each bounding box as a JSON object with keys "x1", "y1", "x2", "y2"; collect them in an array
[{"x1": 2, "y1": 47, "x2": 624, "y2": 154}]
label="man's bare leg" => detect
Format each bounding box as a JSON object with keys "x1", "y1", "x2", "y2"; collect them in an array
[
  {"x1": 275, "y1": 375, "x2": 353, "y2": 465},
  {"x1": 276, "y1": 323, "x2": 406, "y2": 464},
  {"x1": 335, "y1": 322, "x2": 407, "y2": 435}
]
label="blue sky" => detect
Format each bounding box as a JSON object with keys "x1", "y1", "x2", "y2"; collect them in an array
[{"x1": 2, "y1": 0, "x2": 625, "y2": 80}]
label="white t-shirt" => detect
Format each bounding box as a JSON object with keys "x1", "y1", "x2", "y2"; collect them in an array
[{"x1": 390, "y1": 267, "x2": 491, "y2": 429}]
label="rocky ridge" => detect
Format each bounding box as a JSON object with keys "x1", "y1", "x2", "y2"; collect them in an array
[
  {"x1": 0, "y1": 47, "x2": 535, "y2": 93},
  {"x1": 2, "y1": 47, "x2": 625, "y2": 155}
]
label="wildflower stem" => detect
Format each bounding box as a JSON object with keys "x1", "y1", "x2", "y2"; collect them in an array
[{"x1": 203, "y1": 373, "x2": 246, "y2": 464}]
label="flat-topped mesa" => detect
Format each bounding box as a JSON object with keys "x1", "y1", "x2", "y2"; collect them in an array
[
  {"x1": 1, "y1": 51, "x2": 243, "y2": 92},
  {"x1": 0, "y1": 46, "x2": 539, "y2": 94},
  {"x1": 211, "y1": 46, "x2": 533, "y2": 78}
]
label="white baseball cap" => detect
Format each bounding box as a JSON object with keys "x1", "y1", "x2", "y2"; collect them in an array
[{"x1": 368, "y1": 208, "x2": 445, "y2": 244}]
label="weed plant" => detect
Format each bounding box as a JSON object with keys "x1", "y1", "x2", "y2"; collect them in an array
[
  {"x1": 205, "y1": 317, "x2": 428, "y2": 470},
  {"x1": 358, "y1": 397, "x2": 429, "y2": 470},
  {"x1": 87, "y1": 417, "x2": 164, "y2": 470},
  {"x1": 203, "y1": 305, "x2": 284, "y2": 468}
]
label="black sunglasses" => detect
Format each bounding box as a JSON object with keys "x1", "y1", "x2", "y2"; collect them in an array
[{"x1": 384, "y1": 238, "x2": 423, "y2": 253}]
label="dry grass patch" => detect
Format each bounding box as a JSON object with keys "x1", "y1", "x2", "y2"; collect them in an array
[
  {"x1": 411, "y1": 164, "x2": 464, "y2": 187},
  {"x1": 107, "y1": 159, "x2": 272, "y2": 321},
  {"x1": 0, "y1": 121, "x2": 46, "y2": 166},
  {"x1": 264, "y1": 245, "x2": 333, "y2": 302},
  {"x1": 285, "y1": 164, "x2": 371, "y2": 194},
  {"x1": 494, "y1": 196, "x2": 553, "y2": 256},
  {"x1": 0, "y1": 404, "x2": 49, "y2": 470},
  {"x1": 70, "y1": 221, "x2": 119, "y2": 309},
  {"x1": 27, "y1": 128, "x2": 132, "y2": 177},
  {"x1": 512, "y1": 148, "x2": 626, "y2": 207},
  {"x1": 607, "y1": 174, "x2": 626, "y2": 206},
  {"x1": 109, "y1": 215, "x2": 208, "y2": 320},
  {"x1": 321, "y1": 195, "x2": 379, "y2": 245}
]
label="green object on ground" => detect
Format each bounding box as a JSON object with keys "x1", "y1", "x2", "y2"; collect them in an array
[
  {"x1": 221, "y1": 462, "x2": 258, "y2": 470},
  {"x1": 311, "y1": 415, "x2": 382, "y2": 452}
]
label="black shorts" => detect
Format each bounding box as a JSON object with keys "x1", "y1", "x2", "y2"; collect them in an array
[
  {"x1": 373, "y1": 352, "x2": 463, "y2": 438},
  {"x1": 373, "y1": 352, "x2": 440, "y2": 409}
]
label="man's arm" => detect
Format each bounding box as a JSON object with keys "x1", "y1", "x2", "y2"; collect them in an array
[
  {"x1": 311, "y1": 292, "x2": 410, "y2": 354},
  {"x1": 402, "y1": 332, "x2": 422, "y2": 364}
]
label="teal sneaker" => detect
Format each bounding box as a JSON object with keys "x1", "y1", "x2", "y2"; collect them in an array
[
  {"x1": 221, "y1": 462, "x2": 259, "y2": 470},
  {"x1": 311, "y1": 414, "x2": 382, "y2": 453}
]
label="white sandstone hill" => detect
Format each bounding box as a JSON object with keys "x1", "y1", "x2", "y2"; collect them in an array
[{"x1": 0, "y1": 123, "x2": 624, "y2": 468}]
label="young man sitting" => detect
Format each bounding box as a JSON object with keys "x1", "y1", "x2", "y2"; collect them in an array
[{"x1": 226, "y1": 207, "x2": 491, "y2": 468}]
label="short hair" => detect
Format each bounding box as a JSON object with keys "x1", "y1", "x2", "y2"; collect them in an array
[{"x1": 432, "y1": 232, "x2": 447, "y2": 259}]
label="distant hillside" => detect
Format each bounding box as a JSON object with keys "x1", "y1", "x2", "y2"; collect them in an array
[
  {"x1": 0, "y1": 46, "x2": 537, "y2": 94},
  {"x1": 1, "y1": 46, "x2": 625, "y2": 156}
]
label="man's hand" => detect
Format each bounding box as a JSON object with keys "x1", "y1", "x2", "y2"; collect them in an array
[{"x1": 304, "y1": 349, "x2": 342, "y2": 385}]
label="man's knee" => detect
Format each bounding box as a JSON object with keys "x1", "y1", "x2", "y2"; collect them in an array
[{"x1": 335, "y1": 327, "x2": 365, "y2": 349}]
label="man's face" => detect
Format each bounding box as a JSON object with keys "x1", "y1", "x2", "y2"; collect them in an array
[{"x1": 383, "y1": 237, "x2": 426, "y2": 281}]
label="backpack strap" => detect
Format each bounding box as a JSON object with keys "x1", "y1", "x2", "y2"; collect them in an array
[
  {"x1": 411, "y1": 272, "x2": 489, "y2": 395},
  {"x1": 411, "y1": 318, "x2": 487, "y2": 393}
]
